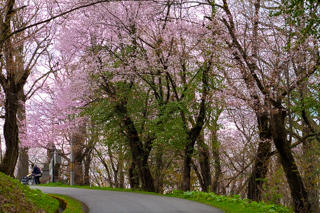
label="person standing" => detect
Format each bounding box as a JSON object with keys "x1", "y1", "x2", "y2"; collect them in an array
[{"x1": 31, "y1": 164, "x2": 42, "y2": 184}]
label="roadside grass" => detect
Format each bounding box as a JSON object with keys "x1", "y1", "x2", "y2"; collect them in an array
[
  {"x1": 23, "y1": 188, "x2": 59, "y2": 213},
  {"x1": 40, "y1": 182, "x2": 292, "y2": 213},
  {"x1": 49, "y1": 194, "x2": 85, "y2": 213},
  {"x1": 166, "y1": 190, "x2": 291, "y2": 213},
  {"x1": 0, "y1": 172, "x2": 59, "y2": 213},
  {"x1": 40, "y1": 182, "x2": 159, "y2": 195}
]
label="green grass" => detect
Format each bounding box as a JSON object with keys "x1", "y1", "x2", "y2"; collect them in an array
[
  {"x1": 167, "y1": 191, "x2": 292, "y2": 213},
  {"x1": 40, "y1": 182, "x2": 159, "y2": 195},
  {"x1": 0, "y1": 172, "x2": 59, "y2": 213},
  {"x1": 49, "y1": 194, "x2": 85, "y2": 213},
  {"x1": 40, "y1": 182, "x2": 292, "y2": 213}
]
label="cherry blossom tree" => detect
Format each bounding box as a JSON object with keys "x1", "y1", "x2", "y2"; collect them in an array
[
  {"x1": 0, "y1": 0, "x2": 56, "y2": 176},
  {"x1": 0, "y1": 1, "x2": 318, "y2": 212},
  {"x1": 219, "y1": 0, "x2": 319, "y2": 211},
  {"x1": 0, "y1": 0, "x2": 122, "y2": 177}
]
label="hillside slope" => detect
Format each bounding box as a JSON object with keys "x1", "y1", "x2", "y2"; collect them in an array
[{"x1": 0, "y1": 172, "x2": 59, "y2": 213}]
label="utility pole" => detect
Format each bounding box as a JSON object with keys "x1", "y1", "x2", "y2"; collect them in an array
[{"x1": 52, "y1": 150, "x2": 55, "y2": 183}]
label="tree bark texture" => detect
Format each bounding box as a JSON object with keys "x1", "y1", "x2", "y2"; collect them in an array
[
  {"x1": 74, "y1": 161, "x2": 84, "y2": 185},
  {"x1": 247, "y1": 112, "x2": 272, "y2": 201},
  {"x1": 115, "y1": 102, "x2": 155, "y2": 192},
  {"x1": 0, "y1": 89, "x2": 20, "y2": 176},
  {"x1": 16, "y1": 90, "x2": 28, "y2": 180},
  {"x1": 73, "y1": 145, "x2": 84, "y2": 185},
  {"x1": 181, "y1": 61, "x2": 209, "y2": 191},
  {"x1": 119, "y1": 164, "x2": 125, "y2": 188},
  {"x1": 71, "y1": 125, "x2": 87, "y2": 185},
  {"x1": 270, "y1": 109, "x2": 311, "y2": 213},
  {"x1": 197, "y1": 134, "x2": 211, "y2": 192},
  {"x1": 211, "y1": 133, "x2": 222, "y2": 194},
  {"x1": 302, "y1": 128, "x2": 319, "y2": 213},
  {"x1": 16, "y1": 147, "x2": 29, "y2": 180},
  {"x1": 83, "y1": 151, "x2": 92, "y2": 185},
  {"x1": 154, "y1": 148, "x2": 164, "y2": 193},
  {"x1": 181, "y1": 119, "x2": 203, "y2": 191},
  {"x1": 247, "y1": 141, "x2": 271, "y2": 201},
  {"x1": 117, "y1": 146, "x2": 125, "y2": 188},
  {"x1": 0, "y1": 4, "x2": 29, "y2": 176},
  {"x1": 129, "y1": 161, "x2": 139, "y2": 189},
  {"x1": 0, "y1": 137, "x2": 2, "y2": 163}
]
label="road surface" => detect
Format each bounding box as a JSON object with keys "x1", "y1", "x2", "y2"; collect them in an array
[{"x1": 32, "y1": 186, "x2": 223, "y2": 213}]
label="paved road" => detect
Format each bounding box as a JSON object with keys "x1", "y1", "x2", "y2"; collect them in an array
[{"x1": 32, "y1": 186, "x2": 223, "y2": 213}]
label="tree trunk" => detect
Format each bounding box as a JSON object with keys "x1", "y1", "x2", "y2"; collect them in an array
[
  {"x1": 247, "y1": 112, "x2": 271, "y2": 201},
  {"x1": 211, "y1": 134, "x2": 222, "y2": 194},
  {"x1": 181, "y1": 61, "x2": 209, "y2": 191},
  {"x1": 16, "y1": 147, "x2": 29, "y2": 180},
  {"x1": 83, "y1": 152, "x2": 92, "y2": 185},
  {"x1": 42, "y1": 144, "x2": 55, "y2": 183},
  {"x1": 71, "y1": 124, "x2": 87, "y2": 185},
  {"x1": 154, "y1": 148, "x2": 164, "y2": 193},
  {"x1": 74, "y1": 161, "x2": 83, "y2": 185},
  {"x1": 115, "y1": 103, "x2": 155, "y2": 192},
  {"x1": 302, "y1": 128, "x2": 319, "y2": 213},
  {"x1": 182, "y1": 138, "x2": 196, "y2": 191},
  {"x1": 118, "y1": 149, "x2": 125, "y2": 188},
  {"x1": 73, "y1": 145, "x2": 84, "y2": 185},
  {"x1": 53, "y1": 161, "x2": 60, "y2": 183},
  {"x1": 119, "y1": 166, "x2": 124, "y2": 188},
  {"x1": 0, "y1": 88, "x2": 20, "y2": 176},
  {"x1": 192, "y1": 159, "x2": 204, "y2": 190},
  {"x1": 141, "y1": 141, "x2": 154, "y2": 192},
  {"x1": 0, "y1": 9, "x2": 29, "y2": 176},
  {"x1": 247, "y1": 141, "x2": 271, "y2": 201},
  {"x1": 182, "y1": 120, "x2": 207, "y2": 191},
  {"x1": 16, "y1": 90, "x2": 28, "y2": 180},
  {"x1": 95, "y1": 147, "x2": 114, "y2": 187},
  {"x1": 129, "y1": 160, "x2": 139, "y2": 189},
  {"x1": 270, "y1": 109, "x2": 311, "y2": 213},
  {"x1": 0, "y1": 137, "x2": 2, "y2": 163},
  {"x1": 107, "y1": 145, "x2": 119, "y2": 187},
  {"x1": 197, "y1": 134, "x2": 211, "y2": 192}
]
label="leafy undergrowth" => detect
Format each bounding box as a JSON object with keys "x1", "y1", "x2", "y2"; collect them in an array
[
  {"x1": 167, "y1": 191, "x2": 292, "y2": 213},
  {"x1": 0, "y1": 172, "x2": 59, "y2": 213},
  {"x1": 40, "y1": 182, "x2": 291, "y2": 213},
  {"x1": 49, "y1": 194, "x2": 85, "y2": 213}
]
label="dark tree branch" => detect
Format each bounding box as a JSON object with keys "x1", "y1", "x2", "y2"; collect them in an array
[{"x1": 10, "y1": 0, "x2": 148, "y2": 38}]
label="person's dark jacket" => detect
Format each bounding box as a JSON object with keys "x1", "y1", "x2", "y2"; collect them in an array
[{"x1": 32, "y1": 166, "x2": 41, "y2": 176}]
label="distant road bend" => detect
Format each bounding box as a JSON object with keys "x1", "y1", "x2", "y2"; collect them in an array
[{"x1": 33, "y1": 186, "x2": 223, "y2": 213}]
